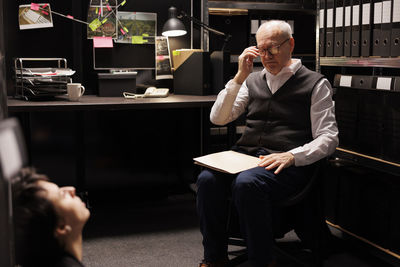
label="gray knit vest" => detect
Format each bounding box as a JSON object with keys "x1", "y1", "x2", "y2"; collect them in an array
[{"x1": 236, "y1": 65, "x2": 324, "y2": 155}]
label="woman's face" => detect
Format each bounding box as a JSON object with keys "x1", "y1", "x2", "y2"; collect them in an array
[{"x1": 38, "y1": 180, "x2": 90, "y2": 231}]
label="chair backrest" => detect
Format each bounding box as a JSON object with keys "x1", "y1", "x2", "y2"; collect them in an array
[
  {"x1": 0, "y1": 117, "x2": 28, "y2": 267},
  {"x1": 277, "y1": 159, "x2": 324, "y2": 207}
]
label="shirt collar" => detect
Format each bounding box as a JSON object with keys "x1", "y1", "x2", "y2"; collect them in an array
[{"x1": 262, "y1": 58, "x2": 302, "y2": 80}]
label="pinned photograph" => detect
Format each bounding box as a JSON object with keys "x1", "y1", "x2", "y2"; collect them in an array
[
  {"x1": 155, "y1": 36, "x2": 173, "y2": 80},
  {"x1": 116, "y1": 12, "x2": 156, "y2": 44},
  {"x1": 89, "y1": 0, "x2": 117, "y2": 6},
  {"x1": 19, "y1": 3, "x2": 53, "y2": 30},
  {"x1": 87, "y1": 6, "x2": 117, "y2": 39}
]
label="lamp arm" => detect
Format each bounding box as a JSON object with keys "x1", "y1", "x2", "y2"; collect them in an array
[
  {"x1": 180, "y1": 11, "x2": 228, "y2": 37},
  {"x1": 179, "y1": 10, "x2": 232, "y2": 51}
]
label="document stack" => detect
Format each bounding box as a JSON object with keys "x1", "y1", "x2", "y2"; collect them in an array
[{"x1": 14, "y1": 58, "x2": 74, "y2": 100}]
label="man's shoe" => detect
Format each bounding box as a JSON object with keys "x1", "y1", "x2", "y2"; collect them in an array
[{"x1": 198, "y1": 258, "x2": 228, "y2": 267}]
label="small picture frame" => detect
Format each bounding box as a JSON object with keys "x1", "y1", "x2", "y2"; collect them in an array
[{"x1": 18, "y1": 4, "x2": 53, "y2": 30}]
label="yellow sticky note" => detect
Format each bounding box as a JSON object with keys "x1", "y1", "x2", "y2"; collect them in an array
[
  {"x1": 89, "y1": 18, "x2": 102, "y2": 31},
  {"x1": 142, "y1": 33, "x2": 149, "y2": 37},
  {"x1": 123, "y1": 27, "x2": 129, "y2": 33},
  {"x1": 121, "y1": 0, "x2": 127, "y2": 6},
  {"x1": 101, "y1": 18, "x2": 108, "y2": 24},
  {"x1": 173, "y1": 50, "x2": 180, "y2": 56},
  {"x1": 132, "y1": 36, "x2": 144, "y2": 44}
]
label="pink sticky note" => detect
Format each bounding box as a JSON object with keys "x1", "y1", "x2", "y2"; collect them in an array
[
  {"x1": 30, "y1": 3, "x2": 40, "y2": 10},
  {"x1": 41, "y1": 10, "x2": 49, "y2": 15},
  {"x1": 93, "y1": 37, "x2": 113, "y2": 48},
  {"x1": 156, "y1": 55, "x2": 165, "y2": 60},
  {"x1": 66, "y1": 15, "x2": 74, "y2": 19},
  {"x1": 120, "y1": 28, "x2": 126, "y2": 35},
  {"x1": 42, "y1": 3, "x2": 48, "y2": 8},
  {"x1": 106, "y1": 4, "x2": 111, "y2": 11}
]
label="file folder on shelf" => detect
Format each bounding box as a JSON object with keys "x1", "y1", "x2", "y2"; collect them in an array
[
  {"x1": 344, "y1": 0, "x2": 353, "y2": 56},
  {"x1": 326, "y1": 0, "x2": 335, "y2": 56},
  {"x1": 351, "y1": 0, "x2": 362, "y2": 56},
  {"x1": 351, "y1": 75, "x2": 377, "y2": 89},
  {"x1": 390, "y1": 0, "x2": 400, "y2": 56},
  {"x1": 333, "y1": 74, "x2": 353, "y2": 87},
  {"x1": 375, "y1": 76, "x2": 394, "y2": 90},
  {"x1": 380, "y1": 0, "x2": 392, "y2": 56},
  {"x1": 334, "y1": 85, "x2": 359, "y2": 151},
  {"x1": 335, "y1": 0, "x2": 345, "y2": 56},
  {"x1": 361, "y1": 0, "x2": 373, "y2": 56},
  {"x1": 320, "y1": 0, "x2": 327, "y2": 56},
  {"x1": 394, "y1": 77, "x2": 400, "y2": 91},
  {"x1": 372, "y1": 0, "x2": 382, "y2": 56}
]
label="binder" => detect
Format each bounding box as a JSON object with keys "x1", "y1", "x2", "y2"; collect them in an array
[
  {"x1": 334, "y1": 0, "x2": 345, "y2": 56},
  {"x1": 361, "y1": 0, "x2": 373, "y2": 56},
  {"x1": 344, "y1": 0, "x2": 353, "y2": 56},
  {"x1": 375, "y1": 76, "x2": 393, "y2": 90},
  {"x1": 319, "y1": 0, "x2": 327, "y2": 56},
  {"x1": 333, "y1": 74, "x2": 353, "y2": 87},
  {"x1": 391, "y1": 0, "x2": 400, "y2": 56},
  {"x1": 372, "y1": 0, "x2": 382, "y2": 56},
  {"x1": 326, "y1": 0, "x2": 335, "y2": 56},
  {"x1": 394, "y1": 76, "x2": 400, "y2": 91},
  {"x1": 351, "y1": 75, "x2": 377, "y2": 89},
  {"x1": 351, "y1": 0, "x2": 362, "y2": 56},
  {"x1": 380, "y1": 0, "x2": 392, "y2": 56}
]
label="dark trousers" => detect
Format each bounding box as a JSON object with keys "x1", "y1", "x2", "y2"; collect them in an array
[{"x1": 196, "y1": 155, "x2": 312, "y2": 267}]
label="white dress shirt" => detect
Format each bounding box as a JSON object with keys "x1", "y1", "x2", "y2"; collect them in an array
[{"x1": 210, "y1": 59, "x2": 339, "y2": 166}]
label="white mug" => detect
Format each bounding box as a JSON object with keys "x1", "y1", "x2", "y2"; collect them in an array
[{"x1": 67, "y1": 83, "x2": 85, "y2": 101}]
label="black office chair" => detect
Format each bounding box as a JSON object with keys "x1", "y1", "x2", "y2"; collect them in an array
[
  {"x1": 227, "y1": 159, "x2": 330, "y2": 267},
  {"x1": 0, "y1": 118, "x2": 28, "y2": 267}
]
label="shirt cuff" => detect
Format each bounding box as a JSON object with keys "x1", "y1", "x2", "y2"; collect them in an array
[{"x1": 288, "y1": 147, "x2": 305, "y2": 166}]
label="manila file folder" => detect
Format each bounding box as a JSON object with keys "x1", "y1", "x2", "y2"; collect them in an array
[{"x1": 193, "y1": 150, "x2": 261, "y2": 174}]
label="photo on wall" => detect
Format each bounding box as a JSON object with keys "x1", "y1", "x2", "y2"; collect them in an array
[
  {"x1": 89, "y1": 0, "x2": 118, "y2": 6},
  {"x1": 115, "y1": 12, "x2": 157, "y2": 44},
  {"x1": 87, "y1": 6, "x2": 117, "y2": 39},
  {"x1": 18, "y1": 4, "x2": 53, "y2": 30},
  {"x1": 156, "y1": 36, "x2": 172, "y2": 80}
]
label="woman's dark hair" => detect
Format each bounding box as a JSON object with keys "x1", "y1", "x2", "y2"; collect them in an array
[{"x1": 12, "y1": 168, "x2": 64, "y2": 267}]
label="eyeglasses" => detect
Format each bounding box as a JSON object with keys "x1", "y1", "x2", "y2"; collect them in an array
[{"x1": 257, "y1": 38, "x2": 290, "y2": 56}]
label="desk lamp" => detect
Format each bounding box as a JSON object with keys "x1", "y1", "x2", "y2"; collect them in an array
[{"x1": 162, "y1": 6, "x2": 231, "y2": 51}]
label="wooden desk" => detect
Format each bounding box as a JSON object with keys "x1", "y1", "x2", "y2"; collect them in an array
[
  {"x1": 7, "y1": 94, "x2": 217, "y2": 191},
  {"x1": 7, "y1": 94, "x2": 217, "y2": 112}
]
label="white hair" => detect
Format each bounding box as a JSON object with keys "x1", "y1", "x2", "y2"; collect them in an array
[{"x1": 256, "y1": 20, "x2": 293, "y2": 40}]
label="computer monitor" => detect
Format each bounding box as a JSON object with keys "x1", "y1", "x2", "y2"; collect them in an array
[{"x1": 93, "y1": 43, "x2": 155, "y2": 70}]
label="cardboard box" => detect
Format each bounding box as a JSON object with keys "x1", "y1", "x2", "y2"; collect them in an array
[
  {"x1": 173, "y1": 51, "x2": 211, "y2": 95},
  {"x1": 172, "y1": 49, "x2": 203, "y2": 70}
]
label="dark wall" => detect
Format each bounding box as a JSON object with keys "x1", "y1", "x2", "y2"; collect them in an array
[
  {"x1": 0, "y1": 0, "x2": 7, "y2": 119},
  {"x1": 4, "y1": 0, "x2": 198, "y2": 96},
  {"x1": 5, "y1": 1, "x2": 204, "y2": 191}
]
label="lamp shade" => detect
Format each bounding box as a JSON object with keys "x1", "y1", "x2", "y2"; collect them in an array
[{"x1": 162, "y1": 6, "x2": 187, "y2": 37}]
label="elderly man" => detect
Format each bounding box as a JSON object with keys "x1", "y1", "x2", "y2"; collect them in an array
[{"x1": 197, "y1": 20, "x2": 338, "y2": 267}]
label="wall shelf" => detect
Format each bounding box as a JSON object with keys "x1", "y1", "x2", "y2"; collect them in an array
[
  {"x1": 334, "y1": 147, "x2": 400, "y2": 177},
  {"x1": 320, "y1": 57, "x2": 400, "y2": 68},
  {"x1": 207, "y1": 1, "x2": 316, "y2": 14}
]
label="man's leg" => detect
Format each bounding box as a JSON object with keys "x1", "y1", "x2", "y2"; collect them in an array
[
  {"x1": 196, "y1": 169, "x2": 233, "y2": 262},
  {"x1": 232, "y1": 166, "x2": 311, "y2": 267}
]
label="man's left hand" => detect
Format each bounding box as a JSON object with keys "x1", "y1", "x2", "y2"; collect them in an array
[{"x1": 258, "y1": 152, "x2": 295, "y2": 174}]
